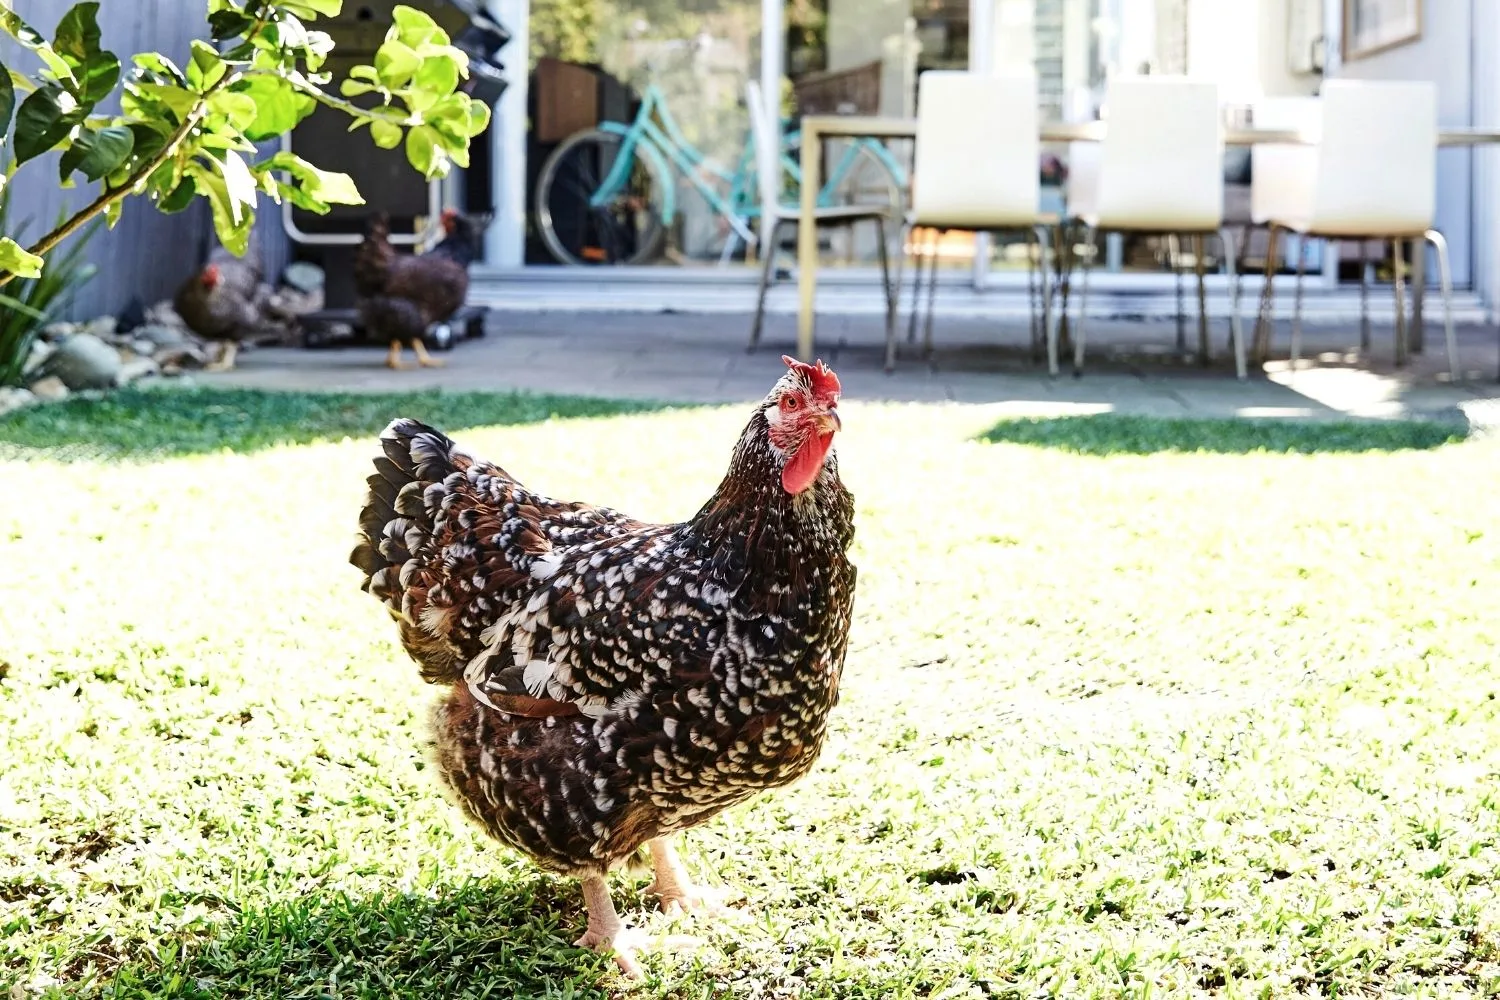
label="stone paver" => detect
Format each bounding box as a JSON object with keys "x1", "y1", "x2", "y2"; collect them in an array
[{"x1": 202, "y1": 311, "x2": 1500, "y2": 425}]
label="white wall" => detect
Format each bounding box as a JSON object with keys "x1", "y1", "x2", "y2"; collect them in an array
[{"x1": 1331, "y1": 0, "x2": 1474, "y2": 287}]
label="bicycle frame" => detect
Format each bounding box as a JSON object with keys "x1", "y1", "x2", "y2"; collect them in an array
[{"x1": 588, "y1": 81, "x2": 909, "y2": 252}]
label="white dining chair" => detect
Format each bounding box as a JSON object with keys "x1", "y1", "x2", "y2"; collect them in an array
[
  {"x1": 1065, "y1": 76, "x2": 1247, "y2": 379},
  {"x1": 745, "y1": 80, "x2": 896, "y2": 354},
  {"x1": 1253, "y1": 80, "x2": 1457, "y2": 380},
  {"x1": 904, "y1": 70, "x2": 1056, "y2": 371}
]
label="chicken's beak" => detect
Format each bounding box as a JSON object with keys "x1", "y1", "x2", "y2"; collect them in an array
[{"x1": 818, "y1": 407, "x2": 842, "y2": 434}]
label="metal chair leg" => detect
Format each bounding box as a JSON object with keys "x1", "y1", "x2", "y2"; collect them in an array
[
  {"x1": 1168, "y1": 233, "x2": 1185, "y2": 354},
  {"x1": 875, "y1": 215, "x2": 896, "y2": 373},
  {"x1": 1035, "y1": 223, "x2": 1055, "y2": 374},
  {"x1": 1073, "y1": 224, "x2": 1098, "y2": 376},
  {"x1": 907, "y1": 228, "x2": 932, "y2": 346},
  {"x1": 1425, "y1": 228, "x2": 1460, "y2": 382},
  {"x1": 1359, "y1": 244, "x2": 1372, "y2": 351},
  {"x1": 1026, "y1": 228, "x2": 1041, "y2": 361},
  {"x1": 1392, "y1": 238, "x2": 1408, "y2": 367},
  {"x1": 923, "y1": 229, "x2": 943, "y2": 359},
  {"x1": 748, "y1": 217, "x2": 785, "y2": 351},
  {"x1": 1254, "y1": 223, "x2": 1281, "y2": 362},
  {"x1": 1192, "y1": 232, "x2": 1209, "y2": 365},
  {"x1": 1221, "y1": 227, "x2": 1247, "y2": 380},
  {"x1": 1289, "y1": 232, "x2": 1306, "y2": 370}
]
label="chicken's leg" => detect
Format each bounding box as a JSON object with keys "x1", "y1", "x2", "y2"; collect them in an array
[
  {"x1": 205, "y1": 341, "x2": 238, "y2": 372},
  {"x1": 646, "y1": 837, "x2": 729, "y2": 917},
  {"x1": 385, "y1": 341, "x2": 407, "y2": 370},
  {"x1": 410, "y1": 338, "x2": 445, "y2": 368},
  {"x1": 575, "y1": 874, "x2": 645, "y2": 979}
]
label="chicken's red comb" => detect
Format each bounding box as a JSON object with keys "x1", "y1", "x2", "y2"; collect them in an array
[{"x1": 781, "y1": 355, "x2": 841, "y2": 398}]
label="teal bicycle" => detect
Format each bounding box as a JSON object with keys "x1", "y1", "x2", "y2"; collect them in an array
[{"x1": 535, "y1": 81, "x2": 908, "y2": 266}]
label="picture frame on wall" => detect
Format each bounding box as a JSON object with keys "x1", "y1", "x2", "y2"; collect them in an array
[{"x1": 1342, "y1": 0, "x2": 1423, "y2": 62}]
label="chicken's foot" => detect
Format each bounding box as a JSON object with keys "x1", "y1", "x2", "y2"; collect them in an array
[
  {"x1": 385, "y1": 341, "x2": 408, "y2": 370},
  {"x1": 575, "y1": 874, "x2": 702, "y2": 980},
  {"x1": 646, "y1": 838, "x2": 732, "y2": 917},
  {"x1": 204, "y1": 341, "x2": 239, "y2": 372},
  {"x1": 410, "y1": 338, "x2": 445, "y2": 368}
]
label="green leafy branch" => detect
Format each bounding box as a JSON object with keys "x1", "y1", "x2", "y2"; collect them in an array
[{"x1": 0, "y1": 0, "x2": 492, "y2": 287}]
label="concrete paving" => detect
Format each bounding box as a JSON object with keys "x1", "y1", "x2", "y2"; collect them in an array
[{"x1": 203, "y1": 310, "x2": 1500, "y2": 426}]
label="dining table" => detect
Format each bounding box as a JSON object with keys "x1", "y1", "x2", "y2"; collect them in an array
[{"x1": 794, "y1": 116, "x2": 1500, "y2": 363}]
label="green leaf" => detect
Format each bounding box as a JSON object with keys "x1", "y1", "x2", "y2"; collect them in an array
[
  {"x1": 104, "y1": 198, "x2": 122, "y2": 229},
  {"x1": 158, "y1": 175, "x2": 196, "y2": 214},
  {"x1": 404, "y1": 124, "x2": 448, "y2": 178},
  {"x1": 368, "y1": 118, "x2": 402, "y2": 149},
  {"x1": 390, "y1": 6, "x2": 443, "y2": 48},
  {"x1": 217, "y1": 150, "x2": 257, "y2": 224},
  {"x1": 208, "y1": 9, "x2": 254, "y2": 41},
  {"x1": 207, "y1": 89, "x2": 258, "y2": 130},
  {"x1": 76, "y1": 51, "x2": 119, "y2": 104},
  {"x1": 259, "y1": 151, "x2": 364, "y2": 207},
  {"x1": 132, "y1": 53, "x2": 186, "y2": 84},
  {"x1": 13, "y1": 86, "x2": 76, "y2": 164},
  {"x1": 189, "y1": 161, "x2": 251, "y2": 256},
  {"x1": 281, "y1": 0, "x2": 343, "y2": 17},
  {"x1": 187, "y1": 40, "x2": 227, "y2": 92},
  {"x1": 233, "y1": 75, "x2": 315, "y2": 140},
  {"x1": 0, "y1": 236, "x2": 44, "y2": 279},
  {"x1": 53, "y1": 3, "x2": 103, "y2": 71},
  {"x1": 413, "y1": 51, "x2": 459, "y2": 97},
  {"x1": 132, "y1": 83, "x2": 199, "y2": 120},
  {"x1": 0, "y1": 6, "x2": 76, "y2": 85},
  {"x1": 58, "y1": 124, "x2": 133, "y2": 181},
  {"x1": 374, "y1": 39, "x2": 420, "y2": 89},
  {"x1": 0, "y1": 59, "x2": 14, "y2": 141}
]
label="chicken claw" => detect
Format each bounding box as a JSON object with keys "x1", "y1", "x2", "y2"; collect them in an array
[
  {"x1": 577, "y1": 875, "x2": 703, "y2": 979},
  {"x1": 385, "y1": 342, "x2": 408, "y2": 370},
  {"x1": 646, "y1": 838, "x2": 733, "y2": 917},
  {"x1": 410, "y1": 339, "x2": 445, "y2": 368}
]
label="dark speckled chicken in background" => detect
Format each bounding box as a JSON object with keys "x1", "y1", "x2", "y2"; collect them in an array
[{"x1": 350, "y1": 357, "x2": 856, "y2": 977}]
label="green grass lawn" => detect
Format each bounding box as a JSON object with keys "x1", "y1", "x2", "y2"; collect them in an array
[{"x1": 2, "y1": 388, "x2": 1498, "y2": 999}]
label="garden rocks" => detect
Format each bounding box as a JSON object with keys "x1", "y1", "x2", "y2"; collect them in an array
[
  {"x1": 0, "y1": 386, "x2": 36, "y2": 418},
  {"x1": 22, "y1": 340, "x2": 54, "y2": 380},
  {"x1": 28, "y1": 376, "x2": 68, "y2": 402},
  {"x1": 42, "y1": 332, "x2": 122, "y2": 390}
]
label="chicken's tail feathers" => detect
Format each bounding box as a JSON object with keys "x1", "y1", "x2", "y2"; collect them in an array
[{"x1": 350, "y1": 416, "x2": 465, "y2": 623}]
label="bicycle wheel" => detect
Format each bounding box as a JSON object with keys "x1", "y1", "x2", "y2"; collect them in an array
[
  {"x1": 536, "y1": 129, "x2": 668, "y2": 266},
  {"x1": 823, "y1": 140, "x2": 905, "y2": 216}
]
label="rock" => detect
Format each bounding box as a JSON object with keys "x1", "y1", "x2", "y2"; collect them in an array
[
  {"x1": 116, "y1": 356, "x2": 161, "y2": 385},
  {"x1": 40, "y1": 321, "x2": 78, "y2": 342},
  {"x1": 153, "y1": 344, "x2": 208, "y2": 369},
  {"x1": 275, "y1": 285, "x2": 324, "y2": 317},
  {"x1": 282, "y1": 261, "x2": 325, "y2": 293},
  {"x1": 28, "y1": 375, "x2": 69, "y2": 401},
  {"x1": 0, "y1": 386, "x2": 36, "y2": 418},
  {"x1": 43, "y1": 332, "x2": 122, "y2": 390},
  {"x1": 82, "y1": 315, "x2": 118, "y2": 340},
  {"x1": 22, "y1": 339, "x2": 54, "y2": 379},
  {"x1": 133, "y1": 323, "x2": 193, "y2": 348},
  {"x1": 144, "y1": 300, "x2": 187, "y2": 329}
]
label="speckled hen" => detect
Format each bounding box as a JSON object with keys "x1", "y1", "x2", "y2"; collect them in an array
[{"x1": 350, "y1": 357, "x2": 856, "y2": 976}]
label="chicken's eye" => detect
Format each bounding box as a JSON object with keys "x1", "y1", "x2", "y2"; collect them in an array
[{"x1": 780, "y1": 395, "x2": 801, "y2": 412}]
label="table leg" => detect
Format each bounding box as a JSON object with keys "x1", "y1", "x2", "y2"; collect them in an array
[{"x1": 796, "y1": 122, "x2": 822, "y2": 362}]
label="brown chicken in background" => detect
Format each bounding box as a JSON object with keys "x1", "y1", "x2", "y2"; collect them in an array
[
  {"x1": 354, "y1": 209, "x2": 477, "y2": 370},
  {"x1": 350, "y1": 357, "x2": 857, "y2": 977},
  {"x1": 173, "y1": 244, "x2": 266, "y2": 372}
]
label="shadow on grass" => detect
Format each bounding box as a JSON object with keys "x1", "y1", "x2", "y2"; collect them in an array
[
  {"x1": 977, "y1": 414, "x2": 1467, "y2": 456},
  {"x1": 0, "y1": 387, "x2": 685, "y2": 461},
  {"x1": 73, "y1": 877, "x2": 616, "y2": 1000}
]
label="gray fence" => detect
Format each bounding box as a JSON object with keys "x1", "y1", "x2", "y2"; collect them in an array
[{"x1": 2, "y1": 0, "x2": 287, "y2": 320}]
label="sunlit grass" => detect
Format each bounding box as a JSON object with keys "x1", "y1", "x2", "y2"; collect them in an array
[{"x1": 3, "y1": 390, "x2": 1499, "y2": 998}]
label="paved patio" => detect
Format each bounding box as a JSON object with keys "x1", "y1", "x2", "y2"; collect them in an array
[{"x1": 205, "y1": 311, "x2": 1500, "y2": 426}]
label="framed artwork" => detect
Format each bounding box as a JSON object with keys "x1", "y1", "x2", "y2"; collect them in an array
[{"x1": 1342, "y1": 0, "x2": 1423, "y2": 62}]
